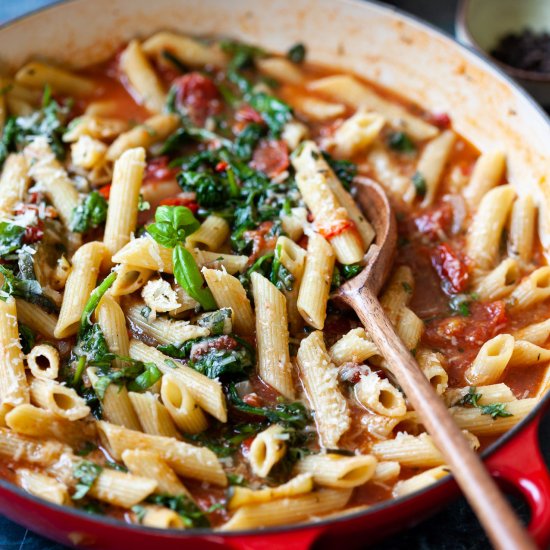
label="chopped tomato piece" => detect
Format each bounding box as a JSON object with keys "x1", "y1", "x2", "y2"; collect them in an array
[
  {"x1": 242, "y1": 393, "x2": 263, "y2": 408},
  {"x1": 431, "y1": 242, "x2": 469, "y2": 293},
  {"x1": 215, "y1": 161, "x2": 228, "y2": 172},
  {"x1": 250, "y1": 139, "x2": 290, "y2": 178},
  {"x1": 427, "y1": 111, "x2": 452, "y2": 129},
  {"x1": 414, "y1": 202, "x2": 453, "y2": 241},
  {"x1": 158, "y1": 197, "x2": 199, "y2": 213},
  {"x1": 174, "y1": 72, "x2": 221, "y2": 126},
  {"x1": 144, "y1": 156, "x2": 179, "y2": 183},
  {"x1": 235, "y1": 104, "x2": 264, "y2": 124},
  {"x1": 98, "y1": 185, "x2": 111, "y2": 200},
  {"x1": 316, "y1": 218, "x2": 355, "y2": 240},
  {"x1": 23, "y1": 222, "x2": 44, "y2": 244}
]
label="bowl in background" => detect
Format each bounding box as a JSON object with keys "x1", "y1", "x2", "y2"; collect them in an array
[{"x1": 456, "y1": 0, "x2": 550, "y2": 106}]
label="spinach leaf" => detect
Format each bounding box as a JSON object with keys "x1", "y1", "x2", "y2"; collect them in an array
[
  {"x1": 196, "y1": 308, "x2": 232, "y2": 335},
  {"x1": 321, "y1": 152, "x2": 357, "y2": 191},
  {"x1": 72, "y1": 460, "x2": 103, "y2": 500},
  {"x1": 233, "y1": 123, "x2": 264, "y2": 161},
  {"x1": 0, "y1": 265, "x2": 57, "y2": 312},
  {"x1": 18, "y1": 324, "x2": 35, "y2": 354},
  {"x1": 247, "y1": 92, "x2": 292, "y2": 137},
  {"x1": 79, "y1": 272, "x2": 118, "y2": 336},
  {"x1": 388, "y1": 131, "x2": 416, "y2": 153},
  {"x1": 287, "y1": 43, "x2": 306, "y2": 64},
  {"x1": 480, "y1": 402, "x2": 513, "y2": 419},
  {"x1": 271, "y1": 243, "x2": 294, "y2": 291},
  {"x1": 412, "y1": 172, "x2": 427, "y2": 198},
  {"x1": 0, "y1": 222, "x2": 25, "y2": 257},
  {"x1": 91, "y1": 359, "x2": 160, "y2": 399},
  {"x1": 70, "y1": 191, "x2": 108, "y2": 233}
]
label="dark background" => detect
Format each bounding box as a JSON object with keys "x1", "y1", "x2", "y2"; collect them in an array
[{"x1": 0, "y1": 0, "x2": 549, "y2": 549}]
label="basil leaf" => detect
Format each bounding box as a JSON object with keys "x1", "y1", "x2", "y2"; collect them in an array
[
  {"x1": 0, "y1": 222, "x2": 25, "y2": 257},
  {"x1": 73, "y1": 460, "x2": 103, "y2": 500}
]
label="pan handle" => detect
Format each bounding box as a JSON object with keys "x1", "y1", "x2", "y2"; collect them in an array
[
  {"x1": 486, "y1": 409, "x2": 550, "y2": 549},
  {"x1": 227, "y1": 526, "x2": 324, "y2": 550}
]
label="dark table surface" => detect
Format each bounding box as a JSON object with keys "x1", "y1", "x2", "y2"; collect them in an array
[{"x1": 1, "y1": 0, "x2": 549, "y2": 549}]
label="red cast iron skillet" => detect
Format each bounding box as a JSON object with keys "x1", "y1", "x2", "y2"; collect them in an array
[{"x1": 1, "y1": 1, "x2": 550, "y2": 548}]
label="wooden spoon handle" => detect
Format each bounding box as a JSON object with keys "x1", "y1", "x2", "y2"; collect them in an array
[{"x1": 347, "y1": 285, "x2": 536, "y2": 550}]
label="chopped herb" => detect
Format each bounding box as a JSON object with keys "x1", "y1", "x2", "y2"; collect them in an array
[
  {"x1": 207, "y1": 502, "x2": 225, "y2": 513},
  {"x1": 341, "y1": 264, "x2": 362, "y2": 279},
  {"x1": 412, "y1": 172, "x2": 427, "y2": 198},
  {"x1": 287, "y1": 43, "x2": 307, "y2": 63},
  {"x1": 480, "y1": 402, "x2": 513, "y2": 419},
  {"x1": 449, "y1": 294, "x2": 473, "y2": 317},
  {"x1": 138, "y1": 194, "x2": 150, "y2": 212},
  {"x1": 106, "y1": 461, "x2": 128, "y2": 472},
  {"x1": 402, "y1": 281, "x2": 413, "y2": 294},
  {"x1": 72, "y1": 461, "x2": 103, "y2": 500},
  {"x1": 132, "y1": 505, "x2": 147, "y2": 523},
  {"x1": 140, "y1": 306, "x2": 152, "y2": 319},
  {"x1": 227, "y1": 473, "x2": 247, "y2": 486},
  {"x1": 388, "y1": 131, "x2": 416, "y2": 153},
  {"x1": 196, "y1": 308, "x2": 233, "y2": 335},
  {"x1": 458, "y1": 386, "x2": 482, "y2": 408},
  {"x1": 76, "y1": 441, "x2": 98, "y2": 456},
  {"x1": 18, "y1": 324, "x2": 35, "y2": 354},
  {"x1": 70, "y1": 191, "x2": 108, "y2": 233}
]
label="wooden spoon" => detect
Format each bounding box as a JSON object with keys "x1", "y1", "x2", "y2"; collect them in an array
[{"x1": 333, "y1": 177, "x2": 535, "y2": 550}]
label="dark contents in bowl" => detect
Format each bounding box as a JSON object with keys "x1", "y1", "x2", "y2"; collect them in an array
[{"x1": 491, "y1": 29, "x2": 550, "y2": 73}]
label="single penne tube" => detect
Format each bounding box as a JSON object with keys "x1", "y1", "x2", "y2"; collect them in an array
[
  {"x1": 63, "y1": 115, "x2": 128, "y2": 142},
  {"x1": 103, "y1": 147, "x2": 145, "y2": 266},
  {"x1": 139, "y1": 505, "x2": 185, "y2": 529},
  {"x1": 160, "y1": 373, "x2": 208, "y2": 434},
  {"x1": 507, "y1": 266, "x2": 550, "y2": 312},
  {"x1": 87, "y1": 368, "x2": 141, "y2": 431},
  {"x1": 473, "y1": 258, "x2": 520, "y2": 301},
  {"x1": 416, "y1": 350, "x2": 448, "y2": 395},
  {"x1": 372, "y1": 461, "x2": 401, "y2": 483},
  {"x1": 107, "y1": 114, "x2": 180, "y2": 161},
  {"x1": 23, "y1": 137, "x2": 80, "y2": 227},
  {"x1": 294, "y1": 453, "x2": 377, "y2": 488},
  {"x1": 0, "y1": 427, "x2": 68, "y2": 465},
  {"x1": 0, "y1": 153, "x2": 29, "y2": 215},
  {"x1": 466, "y1": 185, "x2": 516, "y2": 271},
  {"x1": 291, "y1": 95, "x2": 346, "y2": 121},
  {"x1": 119, "y1": 40, "x2": 166, "y2": 113},
  {"x1": 15, "y1": 299, "x2": 57, "y2": 340},
  {"x1": 129, "y1": 339, "x2": 227, "y2": 422},
  {"x1": 329, "y1": 328, "x2": 378, "y2": 366},
  {"x1": 463, "y1": 150, "x2": 506, "y2": 206},
  {"x1": 508, "y1": 195, "x2": 536, "y2": 265},
  {"x1": 308, "y1": 75, "x2": 438, "y2": 140},
  {"x1": 274, "y1": 236, "x2": 307, "y2": 333},
  {"x1": 15, "y1": 61, "x2": 95, "y2": 96},
  {"x1": 128, "y1": 391, "x2": 180, "y2": 438},
  {"x1": 255, "y1": 57, "x2": 304, "y2": 85},
  {"x1": 508, "y1": 340, "x2": 550, "y2": 368},
  {"x1": 54, "y1": 241, "x2": 104, "y2": 338},
  {"x1": 141, "y1": 31, "x2": 228, "y2": 68},
  {"x1": 372, "y1": 431, "x2": 478, "y2": 468},
  {"x1": 292, "y1": 140, "x2": 373, "y2": 255},
  {"x1": 513, "y1": 318, "x2": 550, "y2": 346},
  {"x1": 395, "y1": 306, "x2": 424, "y2": 351},
  {"x1": 228, "y1": 473, "x2": 313, "y2": 510},
  {"x1": 329, "y1": 109, "x2": 385, "y2": 158},
  {"x1": 444, "y1": 383, "x2": 517, "y2": 407},
  {"x1": 26, "y1": 344, "x2": 59, "y2": 380},
  {"x1": 296, "y1": 331, "x2": 350, "y2": 448},
  {"x1": 126, "y1": 303, "x2": 209, "y2": 345},
  {"x1": 465, "y1": 334, "x2": 515, "y2": 385},
  {"x1": 17, "y1": 468, "x2": 71, "y2": 506},
  {"x1": 355, "y1": 372, "x2": 407, "y2": 418},
  {"x1": 380, "y1": 265, "x2": 414, "y2": 325},
  {"x1": 111, "y1": 264, "x2": 154, "y2": 296},
  {"x1": 416, "y1": 130, "x2": 456, "y2": 207},
  {"x1": 5, "y1": 404, "x2": 95, "y2": 448},
  {"x1": 297, "y1": 233, "x2": 335, "y2": 330},
  {"x1": 30, "y1": 378, "x2": 90, "y2": 421},
  {"x1": 192, "y1": 250, "x2": 248, "y2": 275},
  {"x1": 393, "y1": 465, "x2": 450, "y2": 498},
  {"x1": 85, "y1": 464, "x2": 157, "y2": 508},
  {"x1": 221, "y1": 489, "x2": 352, "y2": 531},
  {"x1": 203, "y1": 268, "x2": 255, "y2": 335},
  {"x1": 367, "y1": 143, "x2": 416, "y2": 204},
  {"x1": 248, "y1": 424, "x2": 287, "y2": 478},
  {"x1": 186, "y1": 216, "x2": 230, "y2": 251},
  {"x1": 97, "y1": 420, "x2": 227, "y2": 486},
  {"x1": 450, "y1": 398, "x2": 537, "y2": 436},
  {"x1": 121, "y1": 449, "x2": 191, "y2": 497},
  {"x1": 0, "y1": 296, "x2": 29, "y2": 411},
  {"x1": 96, "y1": 294, "x2": 130, "y2": 368},
  {"x1": 251, "y1": 272, "x2": 294, "y2": 399}
]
